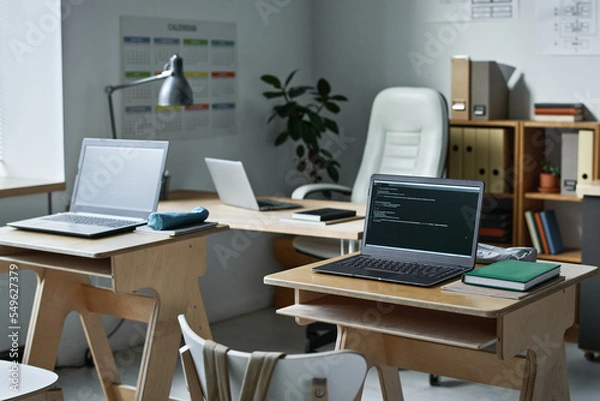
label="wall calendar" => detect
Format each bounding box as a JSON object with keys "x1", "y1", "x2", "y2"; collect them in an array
[{"x1": 119, "y1": 16, "x2": 237, "y2": 140}]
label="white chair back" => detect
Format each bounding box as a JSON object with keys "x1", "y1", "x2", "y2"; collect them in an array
[
  {"x1": 351, "y1": 87, "x2": 448, "y2": 203},
  {"x1": 178, "y1": 314, "x2": 368, "y2": 401}
]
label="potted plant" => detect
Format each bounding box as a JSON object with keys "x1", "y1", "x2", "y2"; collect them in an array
[
  {"x1": 539, "y1": 160, "x2": 560, "y2": 193},
  {"x1": 260, "y1": 70, "x2": 347, "y2": 184}
]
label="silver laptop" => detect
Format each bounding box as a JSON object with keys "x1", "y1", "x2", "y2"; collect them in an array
[
  {"x1": 313, "y1": 174, "x2": 484, "y2": 287},
  {"x1": 8, "y1": 138, "x2": 169, "y2": 238},
  {"x1": 205, "y1": 157, "x2": 300, "y2": 211}
]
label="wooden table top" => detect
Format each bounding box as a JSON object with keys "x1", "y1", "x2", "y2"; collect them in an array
[
  {"x1": 0, "y1": 176, "x2": 65, "y2": 199},
  {"x1": 264, "y1": 254, "x2": 598, "y2": 317},
  {"x1": 161, "y1": 190, "x2": 366, "y2": 240},
  {"x1": 0, "y1": 224, "x2": 228, "y2": 259}
]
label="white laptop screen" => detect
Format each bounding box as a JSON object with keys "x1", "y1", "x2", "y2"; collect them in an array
[
  {"x1": 70, "y1": 139, "x2": 168, "y2": 218},
  {"x1": 363, "y1": 176, "x2": 483, "y2": 261}
]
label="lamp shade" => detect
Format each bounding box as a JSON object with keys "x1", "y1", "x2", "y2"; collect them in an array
[{"x1": 158, "y1": 55, "x2": 194, "y2": 106}]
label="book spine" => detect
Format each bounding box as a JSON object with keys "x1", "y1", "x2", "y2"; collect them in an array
[
  {"x1": 524, "y1": 210, "x2": 543, "y2": 253},
  {"x1": 534, "y1": 103, "x2": 584, "y2": 109},
  {"x1": 534, "y1": 107, "x2": 582, "y2": 115},
  {"x1": 539, "y1": 210, "x2": 564, "y2": 255},
  {"x1": 534, "y1": 211, "x2": 550, "y2": 254},
  {"x1": 533, "y1": 114, "x2": 583, "y2": 122}
]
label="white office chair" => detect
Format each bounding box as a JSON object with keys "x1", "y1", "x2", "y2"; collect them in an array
[
  {"x1": 178, "y1": 314, "x2": 368, "y2": 401},
  {"x1": 288, "y1": 86, "x2": 449, "y2": 260}
]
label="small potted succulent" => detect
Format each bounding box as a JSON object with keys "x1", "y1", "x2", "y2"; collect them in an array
[{"x1": 539, "y1": 160, "x2": 560, "y2": 193}]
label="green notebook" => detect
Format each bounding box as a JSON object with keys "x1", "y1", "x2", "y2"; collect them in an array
[{"x1": 462, "y1": 260, "x2": 561, "y2": 291}]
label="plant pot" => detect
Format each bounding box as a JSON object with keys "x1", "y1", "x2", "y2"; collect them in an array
[{"x1": 538, "y1": 173, "x2": 560, "y2": 193}]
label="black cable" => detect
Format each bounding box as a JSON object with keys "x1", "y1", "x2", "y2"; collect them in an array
[{"x1": 56, "y1": 318, "x2": 126, "y2": 369}]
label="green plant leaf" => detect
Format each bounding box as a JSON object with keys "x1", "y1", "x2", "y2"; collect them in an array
[
  {"x1": 329, "y1": 94, "x2": 348, "y2": 101},
  {"x1": 296, "y1": 145, "x2": 305, "y2": 157},
  {"x1": 323, "y1": 118, "x2": 339, "y2": 134},
  {"x1": 288, "y1": 117, "x2": 304, "y2": 141},
  {"x1": 262, "y1": 91, "x2": 284, "y2": 99},
  {"x1": 327, "y1": 165, "x2": 340, "y2": 182},
  {"x1": 274, "y1": 131, "x2": 289, "y2": 146},
  {"x1": 284, "y1": 70, "x2": 298, "y2": 87},
  {"x1": 260, "y1": 74, "x2": 281, "y2": 89},
  {"x1": 321, "y1": 148, "x2": 333, "y2": 158},
  {"x1": 324, "y1": 102, "x2": 341, "y2": 114},
  {"x1": 317, "y1": 78, "x2": 331, "y2": 96},
  {"x1": 307, "y1": 110, "x2": 326, "y2": 132},
  {"x1": 300, "y1": 121, "x2": 319, "y2": 147},
  {"x1": 289, "y1": 85, "x2": 312, "y2": 98}
]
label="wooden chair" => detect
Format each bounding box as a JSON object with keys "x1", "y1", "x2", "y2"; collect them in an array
[{"x1": 177, "y1": 314, "x2": 368, "y2": 401}]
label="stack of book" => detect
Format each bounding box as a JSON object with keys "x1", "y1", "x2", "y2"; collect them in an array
[
  {"x1": 461, "y1": 259, "x2": 561, "y2": 291},
  {"x1": 533, "y1": 103, "x2": 584, "y2": 122},
  {"x1": 478, "y1": 212, "x2": 512, "y2": 244},
  {"x1": 478, "y1": 198, "x2": 512, "y2": 244},
  {"x1": 524, "y1": 209, "x2": 565, "y2": 255}
]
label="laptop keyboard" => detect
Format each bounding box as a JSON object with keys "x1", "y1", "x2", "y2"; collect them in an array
[
  {"x1": 43, "y1": 214, "x2": 138, "y2": 228},
  {"x1": 341, "y1": 256, "x2": 464, "y2": 279}
]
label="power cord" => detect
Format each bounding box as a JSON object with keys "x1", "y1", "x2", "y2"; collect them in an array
[{"x1": 56, "y1": 318, "x2": 126, "y2": 369}]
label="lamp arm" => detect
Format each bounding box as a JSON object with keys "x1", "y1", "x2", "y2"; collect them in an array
[
  {"x1": 104, "y1": 70, "x2": 173, "y2": 95},
  {"x1": 105, "y1": 70, "x2": 174, "y2": 139}
]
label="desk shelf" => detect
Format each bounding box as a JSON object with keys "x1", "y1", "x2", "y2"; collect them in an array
[
  {"x1": 0, "y1": 252, "x2": 112, "y2": 278},
  {"x1": 278, "y1": 295, "x2": 498, "y2": 350}
]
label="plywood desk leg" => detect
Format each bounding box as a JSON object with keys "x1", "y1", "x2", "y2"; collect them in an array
[
  {"x1": 23, "y1": 270, "x2": 86, "y2": 370},
  {"x1": 112, "y1": 238, "x2": 210, "y2": 401},
  {"x1": 80, "y1": 310, "x2": 120, "y2": 401},
  {"x1": 498, "y1": 287, "x2": 575, "y2": 401},
  {"x1": 337, "y1": 326, "x2": 404, "y2": 401},
  {"x1": 185, "y1": 279, "x2": 213, "y2": 340},
  {"x1": 520, "y1": 343, "x2": 569, "y2": 401}
]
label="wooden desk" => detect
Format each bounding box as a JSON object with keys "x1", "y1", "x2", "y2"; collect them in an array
[
  {"x1": 0, "y1": 360, "x2": 63, "y2": 400},
  {"x1": 161, "y1": 190, "x2": 366, "y2": 241},
  {"x1": 265, "y1": 255, "x2": 598, "y2": 401},
  {"x1": 0, "y1": 177, "x2": 65, "y2": 199},
  {"x1": 0, "y1": 223, "x2": 227, "y2": 401}
]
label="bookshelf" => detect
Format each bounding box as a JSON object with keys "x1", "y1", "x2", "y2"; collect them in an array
[
  {"x1": 517, "y1": 121, "x2": 600, "y2": 264},
  {"x1": 449, "y1": 120, "x2": 600, "y2": 263},
  {"x1": 449, "y1": 120, "x2": 520, "y2": 246}
]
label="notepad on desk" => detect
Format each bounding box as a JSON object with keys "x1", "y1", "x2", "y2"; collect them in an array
[
  {"x1": 292, "y1": 208, "x2": 357, "y2": 221},
  {"x1": 461, "y1": 260, "x2": 561, "y2": 291},
  {"x1": 135, "y1": 221, "x2": 218, "y2": 236},
  {"x1": 281, "y1": 208, "x2": 363, "y2": 225}
]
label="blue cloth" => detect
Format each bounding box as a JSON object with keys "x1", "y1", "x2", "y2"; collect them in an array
[{"x1": 147, "y1": 206, "x2": 209, "y2": 230}]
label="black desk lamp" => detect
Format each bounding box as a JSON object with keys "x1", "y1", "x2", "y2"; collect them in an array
[{"x1": 105, "y1": 54, "x2": 194, "y2": 139}]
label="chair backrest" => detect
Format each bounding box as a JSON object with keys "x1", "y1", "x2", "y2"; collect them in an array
[
  {"x1": 178, "y1": 314, "x2": 368, "y2": 401},
  {"x1": 351, "y1": 87, "x2": 448, "y2": 203}
]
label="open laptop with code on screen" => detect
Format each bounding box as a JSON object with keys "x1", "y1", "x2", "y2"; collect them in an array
[
  {"x1": 8, "y1": 138, "x2": 169, "y2": 238},
  {"x1": 313, "y1": 174, "x2": 484, "y2": 287}
]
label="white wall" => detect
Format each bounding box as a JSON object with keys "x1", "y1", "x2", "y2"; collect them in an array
[
  {"x1": 0, "y1": 0, "x2": 64, "y2": 180},
  {"x1": 0, "y1": 0, "x2": 314, "y2": 365}
]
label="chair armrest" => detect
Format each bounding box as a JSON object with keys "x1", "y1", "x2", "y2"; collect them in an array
[{"x1": 291, "y1": 183, "x2": 353, "y2": 199}]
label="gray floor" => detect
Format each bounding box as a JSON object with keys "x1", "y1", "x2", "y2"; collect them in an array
[{"x1": 56, "y1": 307, "x2": 600, "y2": 400}]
